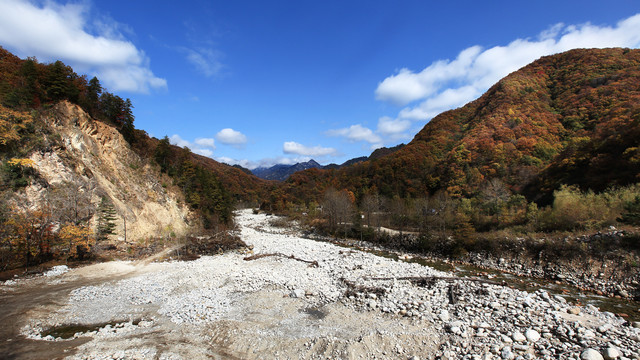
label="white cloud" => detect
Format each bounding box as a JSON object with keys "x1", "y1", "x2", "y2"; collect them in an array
[
  {"x1": 326, "y1": 124, "x2": 382, "y2": 147},
  {"x1": 195, "y1": 137, "x2": 216, "y2": 148},
  {"x1": 0, "y1": 0, "x2": 166, "y2": 93},
  {"x1": 215, "y1": 128, "x2": 248, "y2": 147},
  {"x1": 194, "y1": 148, "x2": 213, "y2": 157},
  {"x1": 376, "y1": 46, "x2": 482, "y2": 105},
  {"x1": 170, "y1": 134, "x2": 215, "y2": 158},
  {"x1": 377, "y1": 116, "x2": 411, "y2": 136},
  {"x1": 376, "y1": 13, "x2": 640, "y2": 123},
  {"x1": 283, "y1": 141, "x2": 337, "y2": 157},
  {"x1": 169, "y1": 134, "x2": 191, "y2": 148}
]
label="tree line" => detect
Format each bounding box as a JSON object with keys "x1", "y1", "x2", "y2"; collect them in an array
[
  {"x1": 305, "y1": 182, "x2": 640, "y2": 257},
  {"x1": 0, "y1": 47, "x2": 136, "y2": 143}
]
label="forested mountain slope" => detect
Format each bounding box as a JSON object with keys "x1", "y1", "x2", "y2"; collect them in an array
[
  {"x1": 0, "y1": 47, "x2": 269, "y2": 269},
  {"x1": 284, "y1": 48, "x2": 640, "y2": 205}
]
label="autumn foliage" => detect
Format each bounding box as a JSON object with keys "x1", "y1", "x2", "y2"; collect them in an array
[{"x1": 278, "y1": 49, "x2": 640, "y2": 207}]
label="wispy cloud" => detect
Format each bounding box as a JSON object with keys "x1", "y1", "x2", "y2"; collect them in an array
[
  {"x1": 215, "y1": 128, "x2": 247, "y2": 148},
  {"x1": 183, "y1": 47, "x2": 224, "y2": 78},
  {"x1": 0, "y1": 0, "x2": 166, "y2": 93},
  {"x1": 376, "y1": 14, "x2": 640, "y2": 124},
  {"x1": 283, "y1": 141, "x2": 337, "y2": 157}
]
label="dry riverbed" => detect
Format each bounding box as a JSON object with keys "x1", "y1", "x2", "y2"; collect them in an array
[{"x1": 1, "y1": 210, "x2": 639, "y2": 359}]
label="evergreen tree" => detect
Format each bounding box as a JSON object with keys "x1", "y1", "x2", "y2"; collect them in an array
[
  {"x1": 154, "y1": 136, "x2": 171, "y2": 173},
  {"x1": 96, "y1": 196, "x2": 117, "y2": 240},
  {"x1": 86, "y1": 76, "x2": 102, "y2": 116}
]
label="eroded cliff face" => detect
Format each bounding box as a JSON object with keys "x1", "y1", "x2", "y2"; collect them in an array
[{"x1": 25, "y1": 101, "x2": 192, "y2": 241}]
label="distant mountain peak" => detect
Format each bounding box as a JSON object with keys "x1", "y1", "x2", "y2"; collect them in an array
[{"x1": 252, "y1": 159, "x2": 323, "y2": 181}]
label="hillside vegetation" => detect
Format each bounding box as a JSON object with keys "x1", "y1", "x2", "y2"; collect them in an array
[{"x1": 281, "y1": 49, "x2": 640, "y2": 203}]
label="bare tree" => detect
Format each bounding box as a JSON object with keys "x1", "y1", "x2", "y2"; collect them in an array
[
  {"x1": 361, "y1": 193, "x2": 381, "y2": 228},
  {"x1": 50, "y1": 176, "x2": 96, "y2": 225},
  {"x1": 322, "y1": 188, "x2": 354, "y2": 237},
  {"x1": 390, "y1": 196, "x2": 410, "y2": 236}
]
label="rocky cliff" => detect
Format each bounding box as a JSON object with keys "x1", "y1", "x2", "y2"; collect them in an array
[{"x1": 24, "y1": 101, "x2": 192, "y2": 242}]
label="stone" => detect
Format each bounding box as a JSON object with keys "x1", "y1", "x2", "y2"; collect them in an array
[
  {"x1": 439, "y1": 310, "x2": 450, "y2": 322},
  {"x1": 632, "y1": 321, "x2": 640, "y2": 329},
  {"x1": 513, "y1": 344, "x2": 529, "y2": 352},
  {"x1": 511, "y1": 331, "x2": 526, "y2": 343},
  {"x1": 568, "y1": 307, "x2": 581, "y2": 315},
  {"x1": 580, "y1": 329, "x2": 596, "y2": 339},
  {"x1": 501, "y1": 346, "x2": 514, "y2": 360},
  {"x1": 500, "y1": 334, "x2": 513, "y2": 343},
  {"x1": 553, "y1": 295, "x2": 566, "y2": 303},
  {"x1": 597, "y1": 324, "x2": 612, "y2": 333},
  {"x1": 290, "y1": 289, "x2": 305, "y2": 298},
  {"x1": 581, "y1": 349, "x2": 604, "y2": 360},
  {"x1": 603, "y1": 347, "x2": 621, "y2": 360},
  {"x1": 524, "y1": 329, "x2": 540, "y2": 342}
]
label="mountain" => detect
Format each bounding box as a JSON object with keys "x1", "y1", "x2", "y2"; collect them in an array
[
  {"x1": 282, "y1": 48, "x2": 640, "y2": 205},
  {"x1": 253, "y1": 146, "x2": 406, "y2": 181},
  {"x1": 253, "y1": 159, "x2": 322, "y2": 181}
]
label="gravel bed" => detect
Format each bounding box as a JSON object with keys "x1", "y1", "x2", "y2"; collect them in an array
[{"x1": 13, "y1": 209, "x2": 640, "y2": 359}]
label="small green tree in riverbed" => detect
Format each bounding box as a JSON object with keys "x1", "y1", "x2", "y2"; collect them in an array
[{"x1": 96, "y1": 196, "x2": 117, "y2": 241}]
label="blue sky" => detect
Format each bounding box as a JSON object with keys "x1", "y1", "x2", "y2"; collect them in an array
[{"x1": 1, "y1": 1, "x2": 640, "y2": 169}]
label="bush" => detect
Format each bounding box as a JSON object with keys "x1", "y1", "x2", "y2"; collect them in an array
[{"x1": 538, "y1": 184, "x2": 640, "y2": 231}]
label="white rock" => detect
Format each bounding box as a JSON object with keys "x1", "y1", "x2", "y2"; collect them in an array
[
  {"x1": 44, "y1": 265, "x2": 69, "y2": 277},
  {"x1": 501, "y1": 346, "x2": 514, "y2": 360},
  {"x1": 603, "y1": 347, "x2": 621, "y2": 360},
  {"x1": 597, "y1": 324, "x2": 612, "y2": 333},
  {"x1": 439, "y1": 310, "x2": 450, "y2": 322},
  {"x1": 290, "y1": 289, "x2": 305, "y2": 298},
  {"x1": 524, "y1": 329, "x2": 540, "y2": 342},
  {"x1": 500, "y1": 334, "x2": 513, "y2": 343},
  {"x1": 511, "y1": 331, "x2": 526, "y2": 343},
  {"x1": 581, "y1": 349, "x2": 604, "y2": 360}
]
